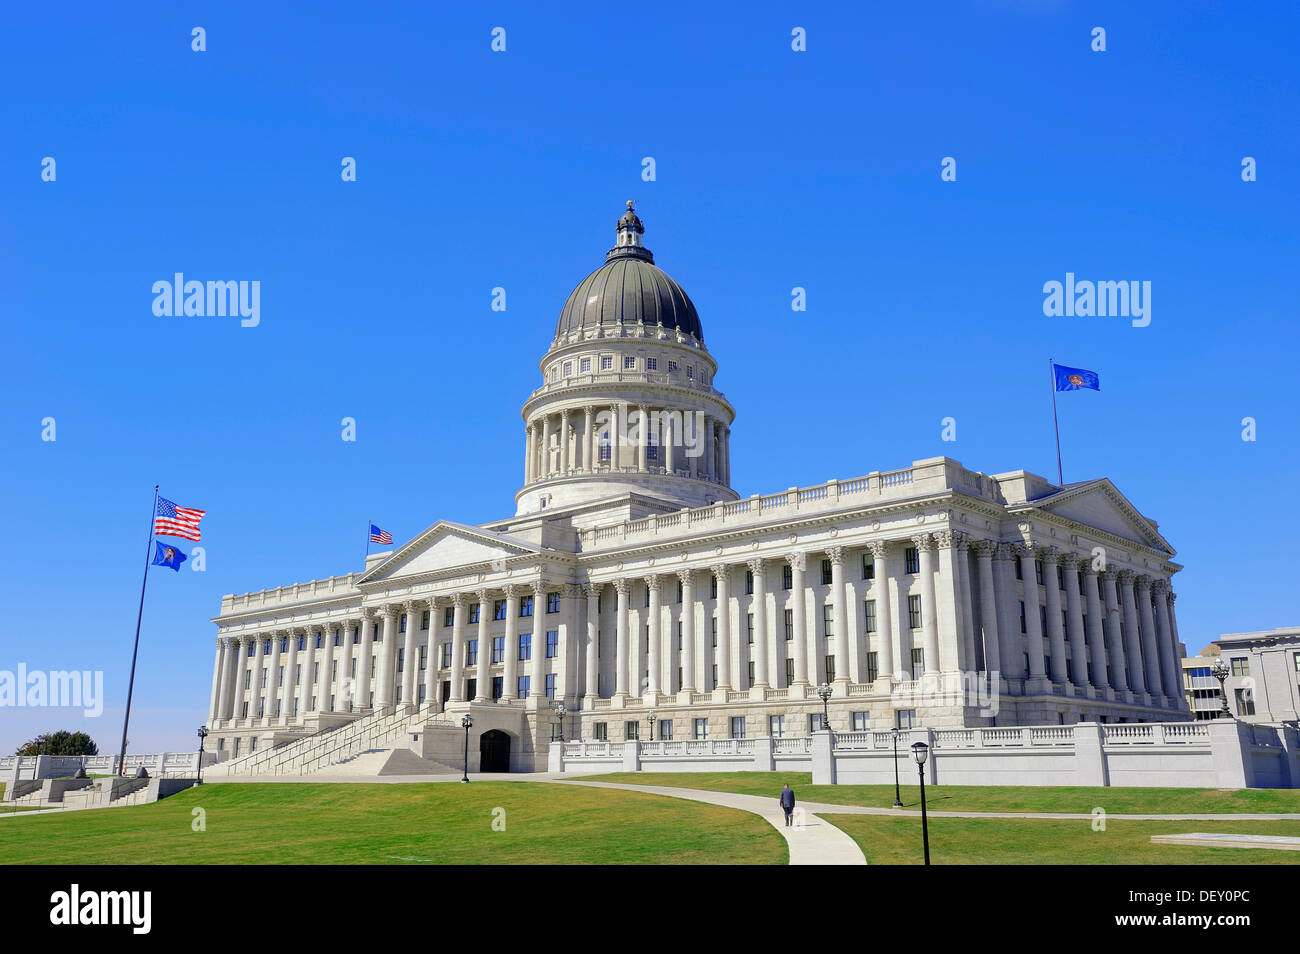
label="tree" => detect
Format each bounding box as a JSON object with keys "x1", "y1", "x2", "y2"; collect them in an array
[{"x1": 15, "y1": 731, "x2": 99, "y2": 756}]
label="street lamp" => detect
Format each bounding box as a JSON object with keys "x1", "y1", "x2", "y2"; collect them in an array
[
  {"x1": 816, "y1": 682, "x2": 832, "y2": 734},
  {"x1": 553, "y1": 702, "x2": 567, "y2": 743},
  {"x1": 196, "y1": 725, "x2": 208, "y2": 785},
  {"x1": 647, "y1": 709, "x2": 657, "y2": 742},
  {"x1": 1211, "y1": 657, "x2": 1231, "y2": 718},
  {"x1": 890, "y1": 725, "x2": 903, "y2": 808},
  {"x1": 460, "y1": 714, "x2": 473, "y2": 783},
  {"x1": 911, "y1": 741, "x2": 931, "y2": 866}
]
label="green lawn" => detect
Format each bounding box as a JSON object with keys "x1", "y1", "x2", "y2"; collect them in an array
[
  {"x1": 0, "y1": 781, "x2": 786, "y2": 865},
  {"x1": 578, "y1": 772, "x2": 1300, "y2": 815},
  {"x1": 824, "y1": 814, "x2": 1300, "y2": 864}
]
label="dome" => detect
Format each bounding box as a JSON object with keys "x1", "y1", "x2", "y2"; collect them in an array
[{"x1": 553, "y1": 203, "x2": 703, "y2": 343}]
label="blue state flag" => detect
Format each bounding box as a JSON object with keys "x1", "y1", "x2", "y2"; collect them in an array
[
  {"x1": 1054, "y1": 364, "x2": 1100, "y2": 392},
  {"x1": 152, "y1": 541, "x2": 188, "y2": 572}
]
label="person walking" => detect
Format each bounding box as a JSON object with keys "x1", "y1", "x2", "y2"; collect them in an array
[{"x1": 779, "y1": 782, "x2": 796, "y2": 826}]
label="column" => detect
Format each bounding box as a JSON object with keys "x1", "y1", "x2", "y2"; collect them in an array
[
  {"x1": 1083, "y1": 567, "x2": 1110, "y2": 693},
  {"x1": 524, "y1": 422, "x2": 535, "y2": 483},
  {"x1": 475, "y1": 590, "x2": 491, "y2": 702},
  {"x1": 721, "y1": 426, "x2": 730, "y2": 486},
  {"x1": 954, "y1": 535, "x2": 977, "y2": 671},
  {"x1": 868, "y1": 542, "x2": 894, "y2": 684},
  {"x1": 931, "y1": 532, "x2": 962, "y2": 673},
  {"x1": 356, "y1": 615, "x2": 375, "y2": 710},
  {"x1": 713, "y1": 564, "x2": 733, "y2": 691},
  {"x1": 1153, "y1": 581, "x2": 1180, "y2": 700},
  {"x1": 284, "y1": 627, "x2": 301, "y2": 721},
  {"x1": 539, "y1": 415, "x2": 552, "y2": 479},
  {"x1": 583, "y1": 584, "x2": 600, "y2": 702},
  {"x1": 1101, "y1": 570, "x2": 1129, "y2": 693},
  {"x1": 973, "y1": 541, "x2": 1002, "y2": 679},
  {"x1": 665, "y1": 412, "x2": 676, "y2": 475},
  {"x1": 583, "y1": 406, "x2": 595, "y2": 474},
  {"x1": 678, "y1": 570, "x2": 696, "y2": 693},
  {"x1": 267, "y1": 630, "x2": 284, "y2": 721},
  {"x1": 637, "y1": 405, "x2": 649, "y2": 472},
  {"x1": 993, "y1": 544, "x2": 1025, "y2": 681},
  {"x1": 502, "y1": 586, "x2": 520, "y2": 701},
  {"x1": 559, "y1": 411, "x2": 570, "y2": 474},
  {"x1": 613, "y1": 580, "x2": 629, "y2": 697},
  {"x1": 827, "y1": 548, "x2": 848, "y2": 684},
  {"x1": 646, "y1": 576, "x2": 662, "y2": 696},
  {"x1": 788, "y1": 553, "x2": 809, "y2": 686},
  {"x1": 1041, "y1": 548, "x2": 1068, "y2": 687},
  {"x1": 704, "y1": 417, "x2": 716, "y2": 481},
  {"x1": 207, "y1": 639, "x2": 225, "y2": 724},
  {"x1": 1118, "y1": 572, "x2": 1147, "y2": 697},
  {"x1": 610, "y1": 404, "x2": 621, "y2": 470},
  {"x1": 249, "y1": 635, "x2": 266, "y2": 721},
  {"x1": 913, "y1": 534, "x2": 940, "y2": 676},
  {"x1": 561, "y1": 585, "x2": 581, "y2": 702},
  {"x1": 530, "y1": 582, "x2": 546, "y2": 701},
  {"x1": 401, "y1": 601, "x2": 421, "y2": 708},
  {"x1": 217, "y1": 637, "x2": 239, "y2": 721},
  {"x1": 1017, "y1": 545, "x2": 1046, "y2": 687},
  {"x1": 376, "y1": 606, "x2": 399, "y2": 709},
  {"x1": 424, "y1": 601, "x2": 442, "y2": 710},
  {"x1": 449, "y1": 595, "x2": 467, "y2": 703},
  {"x1": 1136, "y1": 576, "x2": 1163, "y2": 700},
  {"x1": 321, "y1": 623, "x2": 338, "y2": 712},
  {"x1": 1063, "y1": 558, "x2": 1090, "y2": 690},
  {"x1": 748, "y1": 559, "x2": 769, "y2": 688}
]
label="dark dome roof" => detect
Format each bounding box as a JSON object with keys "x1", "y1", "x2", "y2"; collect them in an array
[{"x1": 553, "y1": 204, "x2": 703, "y2": 343}]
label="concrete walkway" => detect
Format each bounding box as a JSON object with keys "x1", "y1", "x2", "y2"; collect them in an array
[{"x1": 551, "y1": 779, "x2": 867, "y2": 865}]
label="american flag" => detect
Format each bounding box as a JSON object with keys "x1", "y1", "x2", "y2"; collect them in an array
[
  {"x1": 155, "y1": 496, "x2": 206, "y2": 541},
  {"x1": 369, "y1": 523, "x2": 392, "y2": 545}
]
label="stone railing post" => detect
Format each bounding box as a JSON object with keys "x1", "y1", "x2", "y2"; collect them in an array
[
  {"x1": 812, "y1": 729, "x2": 835, "y2": 785},
  {"x1": 622, "y1": 740, "x2": 640, "y2": 773},
  {"x1": 548, "y1": 741, "x2": 563, "y2": 773},
  {"x1": 1208, "y1": 719, "x2": 1254, "y2": 789},
  {"x1": 1072, "y1": 722, "x2": 1108, "y2": 786},
  {"x1": 753, "y1": 737, "x2": 774, "y2": 772}
]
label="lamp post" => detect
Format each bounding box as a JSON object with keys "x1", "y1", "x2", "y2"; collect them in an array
[
  {"x1": 460, "y1": 714, "x2": 473, "y2": 782},
  {"x1": 647, "y1": 709, "x2": 657, "y2": 742},
  {"x1": 553, "y1": 702, "x2": 567, "y2": 743},
  {"x1": 1211, "y1": 657, "x2": 1231, "y2": 718},
  {"x1": 911, "y1": 741, "x2": 931, "y2": 865},
  {"x1": 890, "y1": 725, "x2": 903, "y2": 808},
  {"x1": 196, "y1": 725, "x2": 208, "y2": 784},
  {"x1": 816, "y1": 682, "x2": 832, "y2": 734}
]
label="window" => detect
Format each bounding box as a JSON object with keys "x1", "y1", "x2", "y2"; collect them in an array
[
  {"x1": 594, "y1": 722, "x2": 608, "y2": 741},
  {"x1": 693, "y1": 718, "x2": 708, "y2": 740},
  {"x1": 314, "y1": 632, "x2": 323, "y2": 649},
  {"x1": 600, "y1": 356, "x2": 613, "y2": 371},
  {"x1": 396, "y1": 651, "x2": 404, "y2": 673},
  {"x1": 851, "y1": 711, "x2": 870, "y2": 731},
  {"x1": 711, "y1": 617, "x2": 718, "y2": 647},
  {"x1": 646, "y1": 357, "x2": 658, "y2": 371},
  {"x1": 520, "y1": 595, "x2": 534, "y2": 617},
  {"x1": 784, "y1": 608, "x2": 794, "y2": 640},
  {"x1": 1035, "y1": 560, "x2": 1044, "y2": 585},
  {"x1": 493, "y1": 600, "x2": 507, "y2": 621},
  {"x1": 825, "y1": 656, "x2": 836, "y2": 682},
  {"x1": 823, "y1": 604, "x2": 834, "y2": 637},
  {"x1": 1040, "y1": 605, "x2": 1048, "y2": 636},
  {"x1": 466, "y1": 640, "x2": 478, "y2": 666},
  {"x1": 746, "y1": 613, "x2": 754, "y2": 644},
  {"x1": 908, "y1": 595, "x2": 922, "y2": 629},
  {"x1": 905, "y1": 547, "x2": 919, "y2": 574},
  {"x1": 668, "y1": 360, "x2": 678, "y2": 373},
  {"x1": 1019, "y1": 601, "x2": 1027, "y2": 634},
  {"x1": 747, "y1": 660, "x2": 754, "y2": 685},
  {"x1": 769, "y1": 714, "x2": 786, "y2": 738},
  {"x1": 1057, "y1": 565, "x2": 1065, "y2": 590},
  {"x1": 399, "y1": 615, "x2": 407, "y2": 634},
  {"x1": 420, "y1": 610, "x2": 430, "y2": 630},
  {"x1": 745, "y1": 569, "x2": 754, "y2": 594},
  {"x1": 897, "y1": 709, "x2": 917, "y2": 729},
  {"x1": 864, "y1": 599, "x2": 877, "y2": 634},
  {"x1": 545, "y1": 630, "x2": 559, "y2": 658},
  {"x1": 1015, "y1": 559, "x2": 1023, "y2": 581},
  {"x1": 468, "y1": 604, "x2": 480, "y2": 624},
  {"x1": 562, "y1": 361, "x2": 572, "y2": 376},
  {"x1": 623, "y1": 355, "x2": 636, "y2": 370},
  {"x1": 440, "y1": 643, "x2": 452, "y2": 669},
  {"x1": 730, "y1": 716, "x2": 746, "y2": 739},
  {"x1": 785, "y1": 658, "x2": 795, "y2": 685},
  {"x1": 687, "y1": 365, "x2": 694, "y2": 379},
  {"x1": 444, "y1": 607, "x2": 454, "y2": 627},
  {"x1": 491, "y1": 636, "x2": 505, "y2": 664},
  {"x1": 580, "y1": 357, "x2": 591, "y2": 373},
  {"x1": 819, "y1": 559, "x2": 832, "y2": 585},
  {"x1": 1234, "y1": 688, "x2": 1255, "y2": 716},
  {"x1": 491, "y1": 676, "x2": 503, "y2": 700},
  {"x1": 659, "y1": 719, "x2": 673, "y2": 740},
  {"x1": 676, "y1": 579, "x2": 683, "y2": 603},
  {"x1": 866, "y1": 651, "x2": 879, "y2": 683},
  {"x1": 519, "y1": 633, "x2": 532, "y2": 661},
  {"x1": 911, "y1": 648, "x2": 924, "y2": 680},
  {"x1": 782, "y1": 565, "x2": 793, "y2": 589},
  {"x1": 545, "y1": 673, "x2": 556, "y2": 700},
  {"x1": 861, "y1": 551, "x2": 875, "y2": 580},
  {"x1": 710, "y1": 575, "x2": 718, "y2": 599},
  {"x1": 517, "y1": 675, "x2": 531, "y2": 699},
  {"x1": 547, "y1": 592, "x2": 561, "y2": 613},
  {"x1": 1230, "y1": 657, "x2": 1250, "y2": 677},
  {"x1": 809, "y1": 713, "x2": 826, "y2": 733},
  {"x1": 418, "y1": 646, "x2": 427, "y2": 671},
  {"x1": 711, "y1": 664, "x2": 717, "y2": 689}
]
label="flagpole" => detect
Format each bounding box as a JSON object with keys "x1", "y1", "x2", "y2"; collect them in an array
[
  {"x1": 365, "y1": 518, "x2": 371, "y2": 559},
  {"x1": 118, "y1": 484, "x2": 158, "y2": 776},
  {"x1": 1049, "y1": 359, "x2": 1064, "y2": 486}
]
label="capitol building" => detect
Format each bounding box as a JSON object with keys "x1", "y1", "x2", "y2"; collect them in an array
[{"x1": 205, "y1": 204, "x2": 1191, "y2": 774}]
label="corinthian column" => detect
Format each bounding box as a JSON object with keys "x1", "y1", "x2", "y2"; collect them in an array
[
  {"x1": 424, "y1": 600, "x2": 442, "y2": 710},
  {"x1": 1136, "y1": 576, "x2": 1163, "y2": 701},
  {"x1": 400, "y1": 601, "x2": 420, "y2": 708},
  {"x1": 524, "y1": 422, "x2": 535, "y2": 484},
  {"x1": 320, "y1": 624, "x2": 337, "y2": 713},
  {"x1": 646, "y1": 576, "x2": 662, "y2": 697},
  {"x1": 530, "y1": 581, "x2": 547, "y2": 702},
  {"x1": 502, "y1": 586, "x2": 519, "y2": 702},
  {"x1": 284, "y1": 627, "x2": 301, "y2": 720},
  {"x1": 475, "y1": 590, "x2": 491, "y2": 702},
  {"x1": 1062, "y1": 558, "x2": 1089, "y2": 691},
  {"x1": 678, "y1": 570, "x2": 696, "y2": 695},
  {"x1": 614, "y1": 579, "x2": 629, "y2": 698},
  {"x1": 1040, "y1": 548, "x2": 1068, "y2": 688},
  {"x1": 712, "y1": 564, "x2": 733, "y2": 691},
  {"x1": 1153, "y1": 581, "x2": 1179, "y2": 701},
  {"x1": 748, "y1": 559, "x2": 769, "y2": 689},
  {"x1": 583, "y1": 406, "x2": 595, "y2": 474},
  {"x1": 1016, "y1": 545, "x2": 1047, "y2": 691},
  {"x1": 913, "y1": 534, "x2": 940, "y2": 676},
  {"x1": 788, "y1": 553, "x2": 809, "y2": 690},
  {"x1": 583, "y1": 584, "x2": 600, "y2": 704},
  {"x1": 868, "y1": 541, "x2": 894, "y2": 685},
  {"x1": 376, "y1": 605, "x2": 400, "y2": 709},
  {"x1": 449, "y1": 595, "x2": 467, "y2": 703},
  {"x1": 973, "y1": 541, "x2": 1001, "y2": 680},
  {"x1": 1101, "y1": 570, "x2": 1129, "y2": 695},
  {"x1": 1118, "y1": 571, "x2": 1146, "y2": 698},
  {"x1": 208, "y1": 638, "x2": 226, "y2": 724},
  {"x1": 827, "y1": 547, "x2": 849, "y2": 686}
]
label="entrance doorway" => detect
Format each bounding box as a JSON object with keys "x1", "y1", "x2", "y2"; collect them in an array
[{"x1": 479, "y1": 729, "x2": 511, "y2": 773}]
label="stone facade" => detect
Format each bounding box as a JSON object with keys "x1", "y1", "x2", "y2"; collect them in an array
[
  {"x1": 204, "y1": 205, "x2": 1192, "y2": 771},
  {"x1": 1212, "y1": 627, "x2": 1300, "y2": 723}
]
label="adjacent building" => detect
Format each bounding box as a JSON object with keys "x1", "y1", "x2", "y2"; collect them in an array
[{"x1": 1212, "y1": 627, "x2": 1300, "y2": 723}]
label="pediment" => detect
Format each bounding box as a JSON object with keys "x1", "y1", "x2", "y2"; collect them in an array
[
  {"x1": 359, "y1": 521, "x2": 543, "y2": 583},
  {"x1": 1021, "y1": 480, "x2": 1172, "y2": 554}
]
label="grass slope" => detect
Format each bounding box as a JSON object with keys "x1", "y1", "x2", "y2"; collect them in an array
[
  {"x1": 579, "y1": 773, "x2": 1300, "y2": 814},
  {"x1": 0, "y1": 781, "x2": 786, "y2": 865}
]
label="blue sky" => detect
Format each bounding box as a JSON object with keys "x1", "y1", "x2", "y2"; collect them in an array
[{"x1": 2, "y1": 1, "x2": 1296, "y2": 753}]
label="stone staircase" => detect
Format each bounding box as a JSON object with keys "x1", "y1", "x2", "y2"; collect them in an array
[{"x1": 213, "y1": 705, "x2": 458, "y2": 777}]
